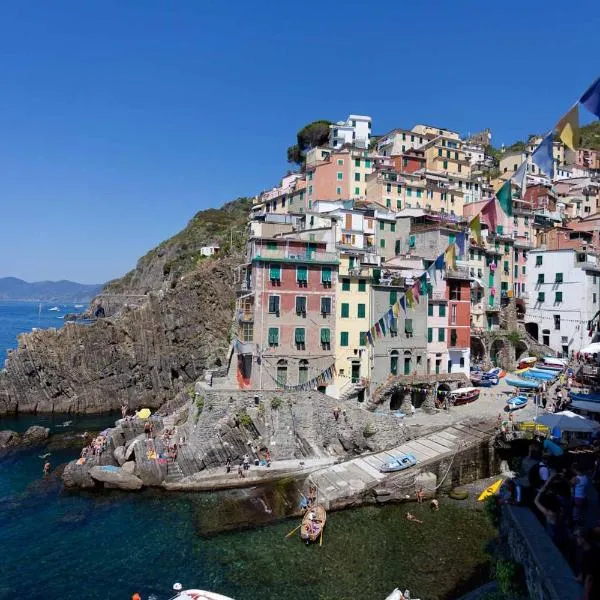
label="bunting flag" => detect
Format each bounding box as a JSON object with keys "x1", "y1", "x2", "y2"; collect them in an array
[
  {"x1": 405, "y1": 288, "x2": 414, "y2": 308},
  {"x1": 434, "y1": 254, "x2": 445, "y2": 271},
  {"x1": 387, "y1": 307, "x2": 394, "y2": 324},
  {"x1": 419, "y1": 275, "x2": 428, "y2": 296},
  {"x1": 383, "y1": 310, "x2": 391, "y2": 330},
  {"x1": 412, "y1": 280, "x2": 420, "y2": 303},
  {"x1": 444, "y1": 244, "x2": 457, "y2": 271},
  {"x1": 374, "y1": 322, "x2": 382, "y2": 337},
  {"x1": 378, "y1": 318, "x2": 387, "y2": 335},
  {"x1": 513, "y1": 160, "x2": 527, "y2": 192},
  {"x1": 366, "y1": 330, "x2": 374, "y2": 346},
  {"x1": 481, "y1": 198, "x2": 497, "y2": 233},
  {"x1": 496, "y1": 179, "x2": 513, "y2": 217},
  {"x1": 399, "y1": 296, "x2": 407, "y2": 315},
  {"x1": 531, "y1": 131, "x2": 554, "y2": 179},
  {"x1": 469, "y1": 213, "x2": 482, "y2": 245},
  {"x1": 580, "y1": 76, "x2": 600, "y2": 119},
  {"x1": 427, "y1": 262, "x2": 437, "y2": 284},
  {"x1": 392, "y1": 301, "x2": 400, "y2": 317},
  {"x1": 455, "y1": 231, "x2": 466, "y2": 256},
  {"x1": 371, "y1": 325, "x2": 377, "y2": 339},
  {"x1": 556, "y1": 104, "x2": 579, "y2": 150}
]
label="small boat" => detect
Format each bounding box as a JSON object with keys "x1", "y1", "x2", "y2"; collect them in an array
[
  {"x1": 449, "y1": 387, "x2": 481, "y2": 405},
  {"x1": 487, "y1": 367, "x2": 506, "y2": 378},
  {"x1": 74, "y1": 304, "x2": 84, "y2": 308},
  {"x1": 507, "y1": 395, "x2": 528, "y2": 411},
  {"x1": 477, "y1": 479, "x2": 503, "y2": 501},
  {"x1": 543, "y1": 356, "x2": 568, "y2": 366},
  {"x1": 379, "y1": 453, "x2": 417, "y2": 473},
  {"x1": 301, "y1": 505, "x2": 326, "y2": 543},
  {"x1": 521, "y1": 369, "x2": 554, "y2": 381},
  {"x1": 169, "y1": 588, "x2": 236, "y2": 600},
  {"x1": 518, "y1": 357, "x2": 537, "y2": 369},
  {"x1": 569, "y1": 391, "x2": 600, "y2": 403},
  {"x1": 476, "y1": 377, "x2": 495, "y2": 387},
  {"x1": 505, "y1": 376, "x2": 540, "y2": 389},
  {"x1": 48, "y1": 306, "x2": 60, "y2": 311}
]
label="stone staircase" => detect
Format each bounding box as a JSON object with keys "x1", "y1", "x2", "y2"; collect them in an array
[{"x1": 165, "y1": 457, "x2": 184, "y2": 483}]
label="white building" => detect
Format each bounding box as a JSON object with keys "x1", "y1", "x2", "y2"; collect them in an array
[
  {"x1": 200, "y1": 244, "x2": 220, "y2": 257},
  {"x1": 525, "y1": 249, "x2": 600, "y2": 356},
  {"x1": 329, "y1": 115, "x2": 372, "y2": 150}
]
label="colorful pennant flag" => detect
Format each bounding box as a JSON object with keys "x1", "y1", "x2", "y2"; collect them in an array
[
  {"x1": 412, "y1": 280, "x2": 420, "y2": 303},
  {"x1": 392, "y1": 301, "x2": 400, "y2": 317},
  {"x1": 469, "y1": 214, "x2": 482, "y2": 245},
  {"x1": 420, "y1": 275, "x2": 428, "y2": 296},
  {"x1": 444, "y1": 244, "x2": 457, "y2": 271},
  {"x1": 434, "y1": 254, "x2": 445, "y2": 271},
  {"x1": 455, "y1": 231, "x2": 466, "y2": 256},
  {"x1": 496, "y1": 179, "x2": 513, "y2": 217},
  {"x1": 531, "y1": 131, "x2": 554, "y2": 179},
  {"x1": 406, "y1": 288, "x2": 414, "y2": 308},
  {"x1": 580, "y1": 76, "x2": 600, "y2": 119},
  {"x1": 556, "y1": 104, "x2": 579, "y2": 150},
  {"x1": 399, "y1": 296, "x2": 407, "y2": 315},
  {"x1": 379, "y1": 318, "x2": 387, "y2": 335},
  {"x1": 366, "y1": 330, "x2": 373, "y2": 346},
  {"x1": 374, "y1": 322, "x2": 382, "y2": 337},
  {"x1": 513, "y1": 160, "x2": 527, "y2": 191},
  {"x1": 481, "y1": 198, "x2": 497, "y2": 233}
]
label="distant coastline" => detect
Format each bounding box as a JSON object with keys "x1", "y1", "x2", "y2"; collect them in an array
[{"x1": 0, "y1": 277, "x2": 103, "y2": 303}]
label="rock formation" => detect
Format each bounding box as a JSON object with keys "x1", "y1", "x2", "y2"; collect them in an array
[{"x1": 0, "y1": 425, "x2": 50, "y2": 450}]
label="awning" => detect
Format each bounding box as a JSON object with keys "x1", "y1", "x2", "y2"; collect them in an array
[
  {"x1": 571, "y1": 400, "x2": 600, "y2": 414},
  {"x1": 470, "y1": 278, "x2": 484, "y2": 288}
]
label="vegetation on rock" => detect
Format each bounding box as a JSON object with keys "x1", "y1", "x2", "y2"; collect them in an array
[{"x1": 287, "y1": 120, "x2": 332, "y2": 168}]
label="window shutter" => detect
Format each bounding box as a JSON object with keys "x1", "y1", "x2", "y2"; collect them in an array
[
  {"x1": 357, "y1": 304, "x2": 366, "y2": 318},
  {"x1": 538, "y1": 274, "x2": 544, "y2": 284},
  {"x1": 428, "y1": 328, "x2": 433, "y2": 343},
  {"x1": 439, "y1": 305, "x2": 446, "y2": 317},
  {"x1": 389, "y1": 318, "x2": 398, "y2": 334},
  {"x1": 538, "y1": 292, "x2": 545, "y2": 302},
  {"x1": 321, "y1": 328, "x2": 330, "y2": 343},
  {"x1": 297, "y1": 265, "x2": 308, "y2": 282},
  {"x1": 359, "y1": 332, "x2": 367, "y2": 346},
  {"x1": 438, "y1": 328, "x2": 445, "y2": 342},
  {"x1": 341, "y1": 303, "x2": 350, "y2": 318},
  {"x1": 555, "y1": 273, "x2": 563, "y2": 283},
  {"x1": 321, "y1": 267, "x2": 332, "y2": 283},
  {"x1": 321, "y1": 297, "x2": 331, "y2": 314},
  {"x1": 555, "y1": 291, "x2": 563, "y2": 303},
  {"x1": 296, "y1": 297, "x2": 306, "y2": 314},
  {"x1": 390, "y1": 291, "x2": 397, "y2": 304},
  {"x1": 270, "y1": 264, "x2": 281, "y2": 280},
  {"x1": 268, "y1": 296, "x2": 279, "y2": 313},
  {"x1": 340, "y1": 332, "x2": 349, "y2": 346},
  {"x1": 268, "y1": 328, "x2": 278, "y2": 345},
  {"x1": 405, "y1": 319, "x2": 413, "y2": 334},
  {"x1": 295, "y1": 328, "x2": 305, "y2": 343}
]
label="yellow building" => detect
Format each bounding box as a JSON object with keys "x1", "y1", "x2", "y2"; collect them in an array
[{"x1": 422, "y1": 137, "x2": 472, "y2": 176}]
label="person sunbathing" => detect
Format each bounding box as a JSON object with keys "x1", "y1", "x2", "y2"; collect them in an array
[{"x1": 406, "y1": 512, "x2": 423, "y2": 523}]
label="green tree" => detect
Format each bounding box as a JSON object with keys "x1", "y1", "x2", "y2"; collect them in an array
[{"x1": 287, "y1": 119, "x2": 332, "y2": 167}]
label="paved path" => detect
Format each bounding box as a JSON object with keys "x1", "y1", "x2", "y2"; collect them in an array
[{"x1": 309, "y1": 419, "x2": 496, "y2": 507}]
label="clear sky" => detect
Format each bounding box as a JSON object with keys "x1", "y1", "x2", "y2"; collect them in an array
[{"x1": 1, "y1": 0, "x2": 599, "y2": 284}]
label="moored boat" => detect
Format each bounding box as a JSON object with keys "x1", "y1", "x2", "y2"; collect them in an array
[
  {"x1": 569, "y1": 391, "x2": 600, "y2": 403},
  {"x1": 486, "y1": 367, "x2": 506, "y2": 378},
  {"x1": 169, "y1": 587, "x2": 236, "y2": 600},
  {"x1": 507, "y1": 395, "x2": 528, "y2": 411},
  {"x1": 449, "y1": 387, "x2": 480, "y2": 405},
  {"x1": 518, "y1": 356, "x2": 537, "y2": 369},
  {"x1": 505, "y1": 376, "x2": 540, "y2": 389},
  {"x1": 301, "y1": 504, "x2": 326, "y2": 543}
]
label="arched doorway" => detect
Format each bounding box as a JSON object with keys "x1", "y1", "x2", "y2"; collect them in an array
[
  {"x1": 490, "y1": 339, "x2": 505, "y2": 367},
  {"x1": 470, "y1": 336, "x2": 486, "y2": 365},
  {"x1": 390, "y1": 389, "x2": 403, "y2": 411},
  {"x1": 403, "y1": 351, "x2": 412, "y2": 375},
  {"x1": 514, "y1": 340, "x2": 529, "y2": 361},
  {"x1": 525, "y1": 322, "x2": 539, "y2": 342},
  {"x1": 276, "y1": 360, "x2": 288, "y2": 388},
  {"x1": 298, "y1": 360, "x2": 308, "y2": 385},
  {"x1": 390, "y1": 350, "x2": 399, "y2": 376}
]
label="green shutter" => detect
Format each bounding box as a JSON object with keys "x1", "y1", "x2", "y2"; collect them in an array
[
  {"x1": 358, "y1": 280, "x2": 366, "y2": 292},
  {"x1": 268, "y1": 328, "x2": 279, "y2": 346},
  {"x1": 380, "y1": 239, "x2": 385, "y2": 248},
  {"x1": 342, "y1": 278, "x2": 350, "y2": 291},
  {"x1": 373, "y1": 269, "x2": 381, "y2": 283},
  {"x1": 536, "y1": 255, "x2": 543, "y2": 266},
  {"x1": 341, "y1": 303, "x2": 349, "y2": 318},
  {"x1": 379, "y1": 221, "x2": 384, "y2": 230},
  {"x1": 537, "y1": 274, "x2": 544, "y2": 284},
  {"x1": 405, "y1": 319, "x2": 413, "y2": 334},
  {"x1": 501, "y1": 282, "x2": 508, "y2": 291},
  {"x1": 428, "y1": 328, "x2": 433, "y2": 342},
  {"x1": 390, "y1": 291, "x2": 397, "y2": 304},
  {"x1": 321, "y1": 297, "x2": 331, "y2": 314},
  {"x1": 295, "y1": 328, "x2": 305, "y2": 343},
  {"x1": 428, "y1": 304, "x2": 433, "y2": 316},
  {"x1": 340, "y1": 331, "x2": 349, "y2": 347},
  {"x1": 555, "y1": 273, "x2": 563, "y2": 283},
  {"x1": 297, "y1": 266, "x2": 308, "y2": 282},
  {"x1": 321, "y1": 328, "x2": 330, "y2": 343},
  {"x1": 439, "y1": 305, "x2": 446, "y2": 317},
  {"x1": 555, "y1": 291, "x2": 563, "y2": 303},
  {"x1": 357, "y1": 303, "x2": 366, "y2": 318},
  {"x1": 538, "y1": 292, "x2": 545, "y2": 302},
  {"x1": 296, "y1": 297, "x2": 306, "y2": 314},
  {"x1": 438, "y1": 328, "x2": 445, "y2": 342},
  {"x1": 391, "y1": 222, "x2": 396, "y2": 232},
  {"x1": 359, "y1": 332, "x2": 367, "y2": 346},
  {"x1": 270, "y1": 264, "x2": 281, "y2": 280},
  {"x1": 503, "y1": 261, "x2": 509, "y2": 272},
  {"x1": 321, "y1": 267, "x2": 332, "y2": 283}
]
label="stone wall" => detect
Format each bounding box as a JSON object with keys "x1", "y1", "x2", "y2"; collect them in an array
[{"x1": 500, "y1": 505, "x2": 582, "y2": 600}]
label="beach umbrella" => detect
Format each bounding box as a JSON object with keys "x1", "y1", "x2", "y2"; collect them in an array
[
  {"x1": 536, "y1": 410, "x2": 600, "y2": 433},
  {"x1": 137, "y1": 408, "x2": 151, "y2": 419}
]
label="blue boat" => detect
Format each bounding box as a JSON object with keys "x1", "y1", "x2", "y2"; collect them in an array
[
  {"x1": 507, "y1": 395, "x2": 528, "y2": 410},
  {"x1": 529, "y1": 368, "x2": 558, "y2": 378},
  {"x1": 506, "y1": 376, "x2": 540, "y2": 389},
  {"x1": 569, "y1": 391, "x2": 600, "y2": 403},
  {"x1": 476, "y1": 378, "x2": 495, "y2": 387},
  {"x1": 522, "y1": 370, "x2": 555, "y2": 381}
]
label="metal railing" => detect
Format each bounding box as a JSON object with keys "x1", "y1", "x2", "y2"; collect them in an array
[{"x1": 252, "y1": 248, "x2": 338, "y2": 262}]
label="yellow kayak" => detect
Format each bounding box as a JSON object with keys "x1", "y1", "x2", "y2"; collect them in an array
[{"x1": 477, "y1": 479, "x2": 503, "y2": 501}]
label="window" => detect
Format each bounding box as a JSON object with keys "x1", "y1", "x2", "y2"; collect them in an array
[
  {"x1": 555, "y1": 291, "x2": 563, "y2": 303},
  {"x1": 340, "y1": 331, "x2": 349, "y2": 347},
  {"x1": 450, "y1": 304, "x2": 457, "y2": 325},
  {"x1": 341, "y1": 303, "x2": 349, "y2": 318},
  {"x1": 355, "y1": 187, "x2": 361, "y2": 196},
  {"x1": 555, "y1": 273, "x2": 563, "y2": 283},
  {"x1": 321, "y1": 297, "x2": 331, "y2": 315},
  {"x1": 390, "y1": 291, "x2": 397, "y2": 304},
  {"x1": 443, "y1": 160, "x2": 448, "y2": 169},
  {"x1": 536, "y1": 255, "x2": 543, "y2": 266},
  {"x1": 428, "y1": 304, "x2": 433, "y2": 317},
  {"x1": 295, "y1": 328, "x2": 305, "y2": 349},
  {"x1": 337, "y1": 159, "x2": 344, "y2": 166},
  {"x1": 391, "y1": 222, "x2": 396, "y2": 232},
  {"x1": 365, "y1": 159, "x2": 371, "y2": 168},
  {"x1": 358, "y1": 279, "x2": 366, "y2": 292},
  {"x1": 359, "y1": 332, "x2": 367, "y2": 346},
  {"x1": 268, "y1": 295, "x2": 280, "y2": 314},
  {"x1": 386, "y1": 183, "x2": 392, "y2": 193},
  {"x1": 450, "y1": 329, "x2": 457, "y2": 347},
  {"x1": 405, "y1": 319, "x2": 413, "y2": 338},
  {"x1": 357, "y1": 303, "x2": 366, "y2": 318},
  {"x1": 295, "y1": 266, "x2": 308, "y2": 286},
  {"x1": 341, "y1": 278, "x2": 350, "y2": 291},
  {"x1": 379, "y1": 221, "x2": 385, "y2": 230},
  {"x1": 337, "y1": 172, "x2": 343, "y2": 180},
  {"x1": 276, "y1": 359, "x2": 287, "y2": 387},
  {"x1": 390, "y1": 351, "x2": 398, "y2": 375},
  {"x1": 380, "y1": 239, "x2": 386, "y2": 248},
  {"x1": 396, "y1": 199, "x2": 402, "y2": 209},
  {"x1": 267, "y1": 241, "x2": 277, "y2": 251},
  {"x1": 386, "y1": 198, "x2": 391, "y2": 208},
  {"x1": 320, "y1": 328, "x2": 331, "y2": 349},
  {"x1": 269, "y1": 264, "x2": 281, "y2": 282},
  {"x1": 437, "y1": 148, "x2": 442, "y2": 157},
  {"x1": 537, "y1": 274, "x2": 544, "y2": 284},
  {"x1": 538, "y1": 292, "x2": 545, "y2": 302},
  {"x1": 439, "y1": 304, "x2": 446, "y2": 317},
  {"x1": 241, "y1": 322, "x2": 253, "y2": 342},
  {"x1": 336, "y1": 187, "x2": 342, "y2": 195},
  {"x1": 354, "y1": 172, "x2": 360, "y2": 182},
  {"x1": 427, "y1": 327, "x2": 433, "y2": 343},
  {"x1": 268, "y1": 327, "x2": 279, "y2": 347},
  {"x1": 554, "y1": 315, "x2": 561, "y2": 331},
  {"x1": 522, "y1": 266, "x2": 526, "y2": 274},
  {"x1": 354, "y1": 159, "x2": 360, "y2": 167},
  {"x1": 298, "y1": 360, "x2": 309, "y2": 384},
  {"x1": 438, "y1": 328, "x2": 445, "y2": 342},
  {"x1": 295, "y1": 296, "x2": 307, "y2": 316}
]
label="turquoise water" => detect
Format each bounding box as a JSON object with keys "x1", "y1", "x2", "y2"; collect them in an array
[{"x1": 0, "y1": 302, "x2": 494, "y2": 600}]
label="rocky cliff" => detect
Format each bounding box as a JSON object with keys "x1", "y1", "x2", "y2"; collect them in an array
[{"x1": 0, "y1": 197, "x2": 252, "y2": 415}]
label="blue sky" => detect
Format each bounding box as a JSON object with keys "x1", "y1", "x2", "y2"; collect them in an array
[{"x1": 0, "y1": 0, "x2": 599, "y2": 284}]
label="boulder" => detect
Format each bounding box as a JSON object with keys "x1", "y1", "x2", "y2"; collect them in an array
[
  {"x1": 414, "y1": 472, "x2": 437, "y2": 497},
  {"x1": 62, "y1": 461, "x2": 96, "y2": 489},
  {"x1": 0, "y1": 430, "x2": 21, "y2": 449},
  {"x1": 90, "y1": 466, "x2": 143, "y2": 490},
  {"x1": 122, "y1": 461, "x2": 136, "y2": 474},
  {"x1": 22, "y1": 426, "x2": 50, "y2": 446},
  {"x1": 113, "y1": 446, "x2": 126, "y2": 466}
]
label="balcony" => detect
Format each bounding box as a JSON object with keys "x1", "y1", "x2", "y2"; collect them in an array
[
  {"x1": 252, "y1": 248, "x2": 339, "y2": 264},
  {"x1": 485, "y1": 304, "x2": 500, "y2": 313},
  {"x1": 445, "y1": 267, "x2": 471, "y2": 280},
  {"x1": 237, "y1": 310, "x2": 254, "y2": 324},
  {"x1": 236, "y1": 280, "x2": 254, "y2": 293}
]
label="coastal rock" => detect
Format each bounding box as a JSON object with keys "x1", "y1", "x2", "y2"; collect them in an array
[
  {"x1": 0, "y1": 430, "x2": 20, "y2": 449},
  {"x1": 62, "y1": 461, "x2": 96, "y2": 489},
  {"x1": 122, "y1": 461, "x2": 136, "y2": 474},
  {"x1": 22, "y1": 426, "x2": 50, "y2": 445},
  {"x1": 89, "y1": 466, "x2": 143, "y2": 490},
  {"x1": 113, "y1": 446, "x2": 126, "y2": 466}
]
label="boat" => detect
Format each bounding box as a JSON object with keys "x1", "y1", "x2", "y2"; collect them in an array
[
  {"x1": 449, "y1": 387, "x2": 481, "y2": 405},
  {"x1": 48, "y1": 306, "x2": 60, "y2": 311},
  {"x1": 379, "y1": 453, "x2": 417, "y2": 473},
  {"x1": 475, "y1": 377, "x2": 495, "y2": 387},
  {"x1": 507, "y1": 395, "x2": 528, "y2": 411},
  {"x1": 542, "y1": 356, "x2": 568, "y2": 367},
  {"x1": 505, "y1": 376, "x2": 540, "y2": 389},
  {"x1": 518, "y1": 357, "x2": 537, "y2": 369},
  {"x1": 569, "y1": 391, "x2": 600, "y2": 403},
  {"x1": 521, "y1": 369, "x2": 555, "y2": 381},
  {"x1": 169, "y1": 588, "x2": 235, "y2": 600},
  {"x1": 477, "y1": 479, "x2": 503, "y2": 501},
  {"x1": 486, "y1": 367, "x2": 506, "y2": 378},
  {"x1": 301, "y1": 504, "x2": 326, "y2": 543}
]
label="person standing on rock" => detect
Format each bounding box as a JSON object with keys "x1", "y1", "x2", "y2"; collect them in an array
[
  {"x1": 43, "y1": 460, "x2": 51, "y2": 477},
  {"x1": 333, "y1": 407, "x2": 340, "y2": 421},
  {"x1": 225, "y1": 457, "x2": 231, "y2": 474}
]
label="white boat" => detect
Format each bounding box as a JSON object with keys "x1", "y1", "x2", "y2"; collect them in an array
[
  {"x1": 48, "y1": 306, "x2": 60, "y2": 311},
  {"x1": 542, "y1": 356, "x2": 568, "y2": 366},
  {"x1": 169, "y1": 585, "x2": 235, "y2": 600},
  {"x1": 74, "y1": 304, "x2": 84, "y2": 308}
]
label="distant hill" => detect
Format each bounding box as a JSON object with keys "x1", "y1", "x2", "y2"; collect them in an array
[{"x1": 0, "y1": 277, "x2": 103, "y2": 302}]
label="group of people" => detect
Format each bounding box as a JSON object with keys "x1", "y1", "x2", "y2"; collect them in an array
[
  {"x1": 225, "y1": 447, "x2": 272, "y2": 478},
  {"x1": 77, "y1": 432, "x2": 108, "y2": 464}
]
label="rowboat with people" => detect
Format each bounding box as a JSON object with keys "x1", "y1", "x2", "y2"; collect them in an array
[{"x1": 301, "y1": 504, "x2": 326, "y2": 544}]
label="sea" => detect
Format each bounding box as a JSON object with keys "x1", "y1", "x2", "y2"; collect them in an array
[{"x1": 0, "y1": 301, "x2": 494, "y2": 600}]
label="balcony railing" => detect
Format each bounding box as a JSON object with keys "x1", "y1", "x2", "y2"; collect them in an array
[
  {"x1": 252, "y1": 248, "x2": 338, "y2": 263},
  {"x1": 236, "y1": 310, "x2": 254, "y2": 323},
  {"x1": 445, "y1": 267, "x2": 471, "y2": 280},
  {"x1": 236, "y1": 280, "x2": 253, "y2": 292}
]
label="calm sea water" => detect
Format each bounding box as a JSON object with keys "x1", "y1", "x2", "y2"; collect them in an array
[{"x1": 0, "y1": 302, "x2": 494, "y2": 600}]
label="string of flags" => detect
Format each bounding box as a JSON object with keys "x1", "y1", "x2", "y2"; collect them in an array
[
  {"x1": 364, "y1": 73, "x2": 600, "y2": 346},
  {"x1": 264, "y1": 361, "x2": 337, "y2": 391}
]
